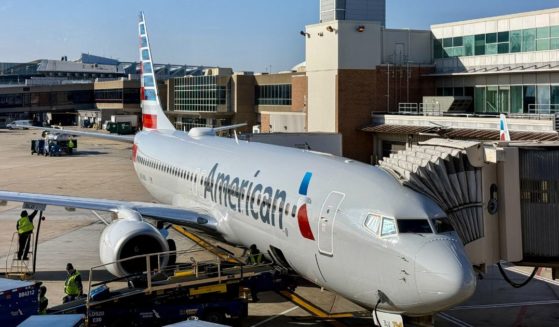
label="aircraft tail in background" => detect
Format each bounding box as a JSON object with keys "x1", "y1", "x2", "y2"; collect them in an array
[
  {"x1": 499, "y1": 114, "x2": 511, "y2": 141},
  {"x1": 138, "y1": 12, "x2": 175, "y2": 131}
]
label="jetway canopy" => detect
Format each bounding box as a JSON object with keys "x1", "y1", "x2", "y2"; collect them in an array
[
  {"x1": 379, "y1": 138, "x2": 559, "y2": 269},
  {"x1": 379, "y1": 139, "x2": 485, "y2": 244}
]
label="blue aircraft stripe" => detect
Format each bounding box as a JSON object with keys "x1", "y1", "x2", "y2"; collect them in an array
[{"x1": 299, "y1": 172, "x2": 313, "y2": 195}]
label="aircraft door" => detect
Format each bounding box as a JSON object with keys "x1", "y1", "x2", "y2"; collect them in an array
[{"x1": 318, "y1": 191, "x2": 345, "y2": 256}]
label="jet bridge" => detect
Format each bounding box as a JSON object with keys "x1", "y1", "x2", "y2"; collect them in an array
[{"x1": 379, "y1": 138, "x2": 559, "y2": 275}]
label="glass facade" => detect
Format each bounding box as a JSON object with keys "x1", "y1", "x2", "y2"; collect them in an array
[
  {"x1": 174, "y1": 76, "x2": 229, "y2": 112},
  {"x1": 434, "y1": 25, "x2": 559, "y2": 59},
  {"x1": 255, "y1": 84, "x2": 292, "y2": 106},
  {"x1": 469, "y1": 84, "x2": 559, "y2": 113},
  {"x1": 94, "y1": 88, "x2": 140, "y2": 104},
  {"x1": 0, "y1": 90, "x2": 93, "y2": 109}
]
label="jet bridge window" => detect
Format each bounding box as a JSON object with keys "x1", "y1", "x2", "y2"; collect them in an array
[
  {"x1": 397, "y1": 219, "x2": 433, "y2": 234},
  {"x1": 381, "y1": 217, "x2": 397, "y2": 237}
]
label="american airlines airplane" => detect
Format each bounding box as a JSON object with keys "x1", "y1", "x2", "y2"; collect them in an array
[{"x1": 0, "y1": 12, "x2": 476, "y2": 318}]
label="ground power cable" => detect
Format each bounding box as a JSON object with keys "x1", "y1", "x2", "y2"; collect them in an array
[{"x1": 497, "y1": 261, "x2": 538, "y2": 288}]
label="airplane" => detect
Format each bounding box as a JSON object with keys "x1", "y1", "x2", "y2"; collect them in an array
[
  {"x1": 500, "y1": 114, "x2": 511, "y2": 141},
  {"x1": 0, "y1": 12, "x2": 477, "y2": 318}
]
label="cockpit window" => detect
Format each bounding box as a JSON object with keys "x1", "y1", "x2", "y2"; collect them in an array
[
  {"x1": 381, "y1": 217, "x2": 397, "y2": 237},
  {"x1": 397, "y1": 219, "x2": 433, "y2": 234},
  {"x1": 433, "y1": 217, "x2": 454, "y2": 233},
  {"x1": 364, "y1": 214, "x2": 381, "y2": 234}
]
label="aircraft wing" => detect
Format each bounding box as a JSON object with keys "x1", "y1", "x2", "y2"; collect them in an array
[
  {"x1": 19, "y1": 125, "x2": 135, "y2": 143},
  {"x1": 0, "y1": 190, "x2": 218, "y2": 235}
]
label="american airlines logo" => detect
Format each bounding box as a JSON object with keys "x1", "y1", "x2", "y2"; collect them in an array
[{"x1": 204, "y1": 164, "x2": 288, "y2": 230}]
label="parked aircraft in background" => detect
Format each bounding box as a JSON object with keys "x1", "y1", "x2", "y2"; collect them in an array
[
  {"x1": 0, "y1": 12, "x2": 477, "y2": 318},
  {"x1": 500, "y1": 114, "x2": 511, "y2": 141}
]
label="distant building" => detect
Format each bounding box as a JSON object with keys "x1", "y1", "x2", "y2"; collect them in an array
[
  {"x1": 320, "y1": 0, "x2": 386, "y2": 26},
  {"x1": 165, "y1": 68, "x2": 305, "y2": 133}
]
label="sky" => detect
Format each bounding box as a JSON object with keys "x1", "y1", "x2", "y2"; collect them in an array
[{"x1": 0, "y1": 0, "x2": 558, "y2": 72}]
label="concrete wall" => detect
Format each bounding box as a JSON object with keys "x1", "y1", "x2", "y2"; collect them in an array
[
  {"x1": 265, "y1": 112, "x2": 306, "y2": 133},
  {"x1": 382, "y1": 29, "x2": 433, "y2": 65},
  {"x1": 436, "y1": 72, "x2": 559, "y2": 88},
  {"x1": 244, "y1": 132, "x2": 343, "y2": 156},
  {"x1": 231, "y1": 74, "x2": 257, "y2": 133},
  {"x1": 307, "y1": 71, "x2": 338, "y2": 132},
  {"x1": 292, "y1": 75, "x2": 308, "y2": 113}
]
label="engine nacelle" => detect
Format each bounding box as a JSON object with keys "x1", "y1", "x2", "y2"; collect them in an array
[{"x1": 99, "y1": 218, "x2": 169, "y2": 276}]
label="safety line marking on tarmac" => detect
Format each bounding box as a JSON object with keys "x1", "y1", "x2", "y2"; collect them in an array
[
  {"x1": 250, "y1": 306, "x2": 299, "y2": 327},
  {"x1": 438, "y1": 312, "x2": 474, "y2": 327},
  {"x1": 451, "y1": 300, "x2": 559, "y2": 311}
]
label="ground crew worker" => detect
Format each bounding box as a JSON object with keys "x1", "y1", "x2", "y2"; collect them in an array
[
  {"x1": 63, "y1": 263, "x2": 83, "y2": 303},
  {"x1": 67, "y1": 138, "x2": 75, "y2": 154},
  {"x1": 248, "y1": 244, "x2": 262, "y2": 265},
  {"x1": 38, "y1": 286, "x2": 48, "y2": 314},
  {"x1": 247, "y1": 245, "x2": 263, "y2": 302},
  {"x1": 17, "y1": 210, "x2": 38, "y2": 260}
]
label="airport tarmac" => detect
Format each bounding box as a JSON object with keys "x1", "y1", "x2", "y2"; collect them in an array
[{"x1": 1, "y1": 129, "x2": 559, "y2": 326}]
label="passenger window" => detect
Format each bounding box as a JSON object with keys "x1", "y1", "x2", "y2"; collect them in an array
[
  {"x1": 381, "y1": 217, "x2": 397, "y2": 237},
  {"x1": 364, "y1": 214, "x2": 381, "y2": 235}
]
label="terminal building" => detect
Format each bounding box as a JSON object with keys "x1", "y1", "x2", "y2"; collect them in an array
[{"x1": 2, "y1": 4, "x2": 559, "y2": 165}]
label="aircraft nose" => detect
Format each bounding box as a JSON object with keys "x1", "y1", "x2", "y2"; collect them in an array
[{"x1": 414, "y1": 238, "x2": 476, "y2": 313}]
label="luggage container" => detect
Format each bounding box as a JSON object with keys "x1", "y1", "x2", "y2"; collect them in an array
[{"x1": 0, "y1": 278, "x2": 41, "y2": 326}]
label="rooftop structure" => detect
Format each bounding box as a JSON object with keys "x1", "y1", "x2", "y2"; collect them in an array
[{"x1": 320, "y1": 0, "x2": 386, "y2": 26}]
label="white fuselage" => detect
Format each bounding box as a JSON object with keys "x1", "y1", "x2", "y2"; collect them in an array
[{"x1": 132, "y1": 129, "x2": 476, "y2": 316}]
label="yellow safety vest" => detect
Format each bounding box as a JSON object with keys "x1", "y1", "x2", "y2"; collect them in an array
[
  {"x1": 64, "y1": 271, "x2": 81, "y2": 296},
  {"x1": 17, "y1": 215, "x2": 34, "y2": 234},
  {"x1": 249, "y1": 253, "x2": 262, "y2": 265},
  {"x1": 68, "y1": 139, "x2": 75, "y2": 148}
]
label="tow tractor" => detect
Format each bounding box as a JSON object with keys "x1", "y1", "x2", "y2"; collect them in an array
[
  {"x1": 48, "y1": 249, "x2": 292, "y2": 326},
  {"x1": 31, "y1": 130, "x2": 77, "y2": 156}
]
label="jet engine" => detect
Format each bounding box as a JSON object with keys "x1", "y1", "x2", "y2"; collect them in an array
[{"x1": 99, "y1": 210, "x2": 169, "y2": 276}]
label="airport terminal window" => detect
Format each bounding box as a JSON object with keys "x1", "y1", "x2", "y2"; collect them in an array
[
  {"x1": 435, "y1": 25, "x2": 559, "y2": 59},
  {"x1": 174, "y1": 76, "x2": 229, "y2": 113},
  {"x1": 140, "y1": 24, "x2": 145, "y2": 35},
  {"x1": 511, "y1": 86, "x2": 523, "y2": 113},
  {"x1": 474, "y1": 34, "x2": 485, "y2": 56},
  {"x1": 510, "y1": 30, "x2": 522, "y2": 52},
  {"x1": 381, "y1": 217, "x2": 397, "y2": 237},
  {"x1": 141, "y1": 36, "x2": 147, "y2": 48},
  {"x1": 463, "y1": 35, "x2": 474, "y2": 56},
  {"x1": 397, "y1": 219, "x2": 432, "y2": 234},
  {"x1": 523, "y1": 28, "x2": 536, "y2": 52},
  {"x1": 255, "y1": 84, "x2": 292, "y2": 106},
  {"x1": 95, "y1": 89, "x2": 123, "y2": 103}
]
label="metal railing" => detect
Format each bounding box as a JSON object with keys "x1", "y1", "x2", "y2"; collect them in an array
[
  {"x1": 84, "y1": 248, "x2": 238, "y2": 317},
  {"x1": 527, "y1": 104, "x2": 559, "y2": 115},
  {"x1": 397, "y1": 102, "x2": 442, "y2": 116},
  {"x1": 5, "y1": 232, "x2": 33, "y2": 277}
]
